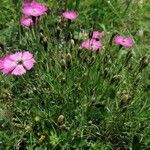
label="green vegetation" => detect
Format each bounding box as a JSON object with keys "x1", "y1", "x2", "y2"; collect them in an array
[{"x1": 0, "y1": 0, "x2": 150, "y2": 149}]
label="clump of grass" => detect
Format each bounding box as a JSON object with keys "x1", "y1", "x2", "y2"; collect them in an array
[{"x1": 0, "y1": 0, "x2": 150, "y2": 149}]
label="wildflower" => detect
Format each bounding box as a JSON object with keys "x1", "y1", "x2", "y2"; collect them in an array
[
  {"x1": 81, "y1": 38, "x2": 102, "y2": 51},
  {"x1": 21, "y1": 1, "x2": 48, "y2": 17},
  {"x1": 114, "y1": 35, "x2": 133, "y2": 48},
  {"x1": 62, "y1": 11, "x2": 78, "y2": 20},
  {"x1": 20, "y1": 17, "x2": 34, "y2": 27},
  {"x1": 22, "y1": 1, "x2": 48, "y2": 12},
  {"x1": 0, "y1": 51, "x2": 35, "y2": 76},
  {"x1": 92, "y1": 31, "x2": 105, "y2": 39}
]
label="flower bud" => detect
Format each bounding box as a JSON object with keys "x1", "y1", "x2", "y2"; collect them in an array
[
  {"x1": 88, "y1": 120, "x2": 93, "y2": 125},
  {"x1": 40, "y1": 33, "x2": 44, "y2": 44},
  {"x1": 137, "y1": 30, "x2": 144, "y2": 37},
  {"x1": 56, "y1": 26, "x2": 60, "y2": 36},
  {"x1": 34, "y1": 116, "x2": 41, "y2": 122},
  {"x1": 103, "y1": 68, "x2": 109, "y2": 78},
  {"x1": 57, "y1": 115, "x2": 65, "y2": 125},
  {"x1": 39, "y1": 134, "x2": 46, "y2": 143},
  {"x1": 60, "y1": 77, "x2": 66, "y2": 84},
  {"x1": 110, "y1": 75, "x2": 121, "y2": 84},
  {"x1": 69, "y1": 39, "x2": 75, "y2": 49},
  {"x1": 25, "y1": 125, "x2": 32, "y2": 131},
  {"x1": 60, "y1": 59, "x2": 66, "y2": 72},
  {"x1": 39, "y1": 28, "x2": 44, "y2": 34},
  {"x1": 43, "y1": 37, "x2": 48, "y2": 51},
  {"x1": 119, "y1": 91, "x2": 131, "y2": 110},
  {"x1": 139, "y1": 56, "x2": 149, "y2": 72},
  {"x1": 66, "y1": 53, "x2": 72, "y2": 68}
]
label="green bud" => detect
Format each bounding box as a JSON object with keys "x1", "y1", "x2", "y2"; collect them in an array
[
  {"x1": 110, "y1": 75, "x2": 121, "y2": 84},
  {"x1": 60, "y1": 59, "x2": 66, "y2": 72},
  {"x1": 43, "y1": 37, "x2": 48, "y2": 51},
  {"x1": 57, "y1": 115, "x2": 65, "y2": 125},
  {"x1": 139, "y1": 56, "x2": 149, "y2": 72},
  {"x1": 66, "y1": 53, "x2": 72, "y2": 68}
]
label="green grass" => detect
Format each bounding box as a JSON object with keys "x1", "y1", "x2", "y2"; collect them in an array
[{"x1": 0, "y1": 0, "x2": 150, "y2": 149}]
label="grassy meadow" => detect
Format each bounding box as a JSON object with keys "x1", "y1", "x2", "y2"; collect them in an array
[{"x1": 0, "y1": 0, "x2": 150, "y2": 149}]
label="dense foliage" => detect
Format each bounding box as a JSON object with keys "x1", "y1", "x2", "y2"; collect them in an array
[{"x1": 0, "y1": 0, "x2": 150, "y2": 149}]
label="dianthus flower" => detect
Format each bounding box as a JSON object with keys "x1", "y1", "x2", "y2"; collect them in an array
[
  {"x1": 92, "y1": 31, "x2": 105, "y2": 39},
  {"x1": 21, "y1": 1, "x2": 48, "y2": 16},
  {"x1": 81, "y1": 38, "x2": 102, "y2": 51},
  {"x1": 20, "y1": 17, "x2": 35, "y2": 27},
  {"x1": 62, "y1": 11, "x2": 78, "y2": 20},
  {"x1": 114, "y1": 35, "x2": 133, "y2": 48},
  {"x1": 0, "y1": 51, "x2": 35, "y2": 76}
]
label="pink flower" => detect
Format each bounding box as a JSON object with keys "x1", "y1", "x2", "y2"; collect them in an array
[
  {"x1": 22, "y1": 1, "x2": 48, "y2": 12},
  {"x1": 0, "y1": 51, "x2": 35, "y2": 76},
  {"x1": 62, "y1": 11, "x2": 78, "y2": 20},
  {"x1": 114, "y1": 35, "x2": 133, "y2": 48},
  {"x1": 21, "y1": 7, "x2": 45, "y2": 17},
  {"x1": 21, "y1": 1, "x2": 48, "y2": 17},
  {"x1": 81, "y1": 38, "x2": 102, "y2": 51},
  {"x1": 92, "y1": 31, "x2": 105, "y2": 39},
  {"x1": 21, "y1": 17, "x2": 34, "y2": 27}
]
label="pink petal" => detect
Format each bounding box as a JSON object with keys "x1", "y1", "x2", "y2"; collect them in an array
[
  {"x1": 3, "y1": 59, "x2": 17, "y2": 71},
  {"x1": 22, "y1": 1, "x2": 48, "y2": 12},
  {"x1": 114, "y1": 36, "x2": 124, "y2": 45},
  {"x1": 21, "y1": 17, "x2": 34, "y2": 27},
  {"x1": 23, "y1": 58, "x2": 35, "y2": 70},
  {"x1": 92, "y1": 31, "x2": 105, "y2": 39},
  {"x1": 81, "y1": 39, "x2": 90, "y2": 49},
  {"x1": 9, "y1": 52, "x2": 23, "y2": 61},
  {"x1": 62, "y1": 11, "x2": 78, "y2": 20},
  {"x1": 122, "y1": 37, "x2": 133, "y2": 48},
  {"x1": 11, "y1": 65, "x2": 26, "y2": 76},
  {"x1": 91, "y1": 40, "x2": 102, "y2": 51},
  {"x1": 21, "y1": 6, "x2": 45, "y2": 16},
  {"x1": 22, "y1": 51, "x2": 33, "y2": 61},
  {"x1": 1, "y1": 68, "x2": 11, "y2": 74}
]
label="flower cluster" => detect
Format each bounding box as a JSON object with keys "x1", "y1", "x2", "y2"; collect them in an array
[
  {"x1": 0, "y1": 52, "x2": 35, "y2": 76},
  {"x1": 21, "y1": 1, "x2": 48, "y2": 28},
  {"x1": 81, "y1": 31, "x2": 104, "y2": 51},
  {"x1": 0, "y1": 1, "x2": 134, "y2": 76}
]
